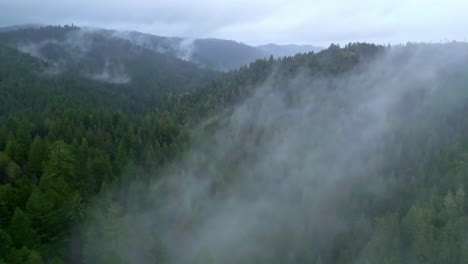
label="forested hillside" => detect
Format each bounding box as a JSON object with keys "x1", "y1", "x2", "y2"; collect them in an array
[
  {"x1": 0, "y1": 26, "x2": 218, "y2": 101},
  {"x1": 2, "y1": 25, "x2": 321, "y2": 72},
  {"x1": 109, "y1": 30, "x2": 267, "y2": 71},
  {"x1": 1, "y1": 25, "x2": 468, "y2": 264}
]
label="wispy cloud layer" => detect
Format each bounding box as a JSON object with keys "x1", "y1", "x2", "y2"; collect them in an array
[{"x1": 1, "y1": 1, "x2": 467, "y2": 49}]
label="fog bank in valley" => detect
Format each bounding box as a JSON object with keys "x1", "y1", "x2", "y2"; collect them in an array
[{"x1": 82, "y1": 43, "x2": 468, "y2": 264}]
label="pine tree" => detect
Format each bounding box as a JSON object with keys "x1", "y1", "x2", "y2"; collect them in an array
[
  {"x1": 6, "y1": 160, "x2": 22, "y2": 182},
  {"x1": 14, "y1": 125, "x2": 31, "y2": 166},
  {"x1": 28, "y1": 136, "x2": 46, "y2": 181},
  {"x1": 15, "y1": 177, "x2": 33, "y2": 209},
  {"x1": 27, "y1": 182, "x2": 73, "y2": 246},
  {"x1": 114, "y1": 141, "x2": 127, "y2": 175},
  {"x1": 8, "y1": 208, "x2": 39, "y2": 249},
  {"x1": 48, "y1": 257, "x2": 65, "y2": 264},
  {"x1": 403, "y1": 206, "x2": 434, "y2": 261},
  {"x1": 0, "y1": 152, "x2": 10, "y2": 184},
  {"x1": 4, "y1": 139, "x2": 17, "y2": 162},
  {"x1": 27, "y1": 251, "x2": 44, "y2": 264},
  {"x1": 43, "y1": 141, "x2": 76, "y2": 188},
  {"x1": 5, "y1": 247, "x2": 32, "y2": 264},
  {"x1": 0, "y1": 184, "x2": 17, "y2": 228},
  {"x1": 0, "y1": 228, "x2": 12, "y2": 260},
  {"x1": 74, "y1": 138, "x2": 90, "y2": 197}
]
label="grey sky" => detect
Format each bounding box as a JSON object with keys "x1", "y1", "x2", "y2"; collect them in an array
[{"x1": 1, "y1": 0, "x2": 467, "y2": 46}]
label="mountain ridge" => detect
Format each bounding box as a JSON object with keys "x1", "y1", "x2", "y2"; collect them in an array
[
  {"x1": 256, "y1": 43, "x2": 324, "y2": 58},
  {"x1": 1, "y1": 24, "x2": 324, "y2": 71}
]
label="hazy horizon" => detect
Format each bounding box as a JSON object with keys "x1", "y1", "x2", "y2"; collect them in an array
[{"x1": 1, "y1": 0, "x2": 467, "y2": 46}]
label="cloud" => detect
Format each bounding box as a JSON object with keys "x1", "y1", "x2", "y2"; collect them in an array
[
  {"x1": 85, "y1": 59, "x2": 130, "y2": 84},
  {"x1": 14, "y1": 29, "x2": 131, "y2": 83},
  {"x1": 1, "y1": 1, "x2": 467, "y2": 50},
  {"x1": 81, "y1": 43, "x2": 468, "y2": 263}
]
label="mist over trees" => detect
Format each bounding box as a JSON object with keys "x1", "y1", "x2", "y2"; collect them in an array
[
  {"x1": 0, "y1": 25, "x2": 323, "y2": 72},
  {"x1": 0, "y1": 25, "x2": 468, "y2": 264}
]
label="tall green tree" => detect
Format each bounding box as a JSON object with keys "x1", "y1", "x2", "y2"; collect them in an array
[
  {"x1": 0, "y1": 152, "x2": 10, "y2": 183},
  {"x1": 14, "y1": 125, "x2": 32, "y2": 166},
  {"x1": 0, "y1": 228, "x2": 12, "y2": 260},
  {"x1": 4, "y1": 139, "x2": 17, "y2": 162},
  {"x1": 27, "y1": 136, "x2": 46, "y2": 181},
  {"x1": 42, "y1": 141, "x2": 76, "y2": 188},
  {"x1": 8, "y1": 208, "x2": 39, "y2": 249}
]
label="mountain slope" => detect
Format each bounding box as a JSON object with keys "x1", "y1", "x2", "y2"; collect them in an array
[
  {"x1": 1, "y1": 25, "x2": 325, "y2": 72},
  {"x1": 84, "y1": 42, "x2": 468, "y2": 264},
  {"x1": 256, "y1": 43, "x2": 324, "y2": 58},
  {"x1": 0, "y1": 24, "x2": 43, "y2": 32},
  {"x1": 109, "y1": 30, "x2": 266, "y2": 71},
  {"x1": 2, "y1": 33, "x2": 468, "y2": 264},
  {"x1": 108, "y1": 29, "x2": 325, "y2": 70},
  {"x1": 42, "y1": 40, "x2": 468, "y2": 264},
  {"x1": 0, "y1": 25, "x2": 220, "y2": 106}
]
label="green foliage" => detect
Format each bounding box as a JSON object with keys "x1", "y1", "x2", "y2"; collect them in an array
[
  {"x1": 1, "y1": 26, "x2": 468, "y2": 264},
  {"x1": 27, "y1": 251, "x2": 44, "y2": 264},
  {"x1": 28, "y1": 136, "x2": 46, "y2": 180},
  {"x1": 4, "y1": 140, "x2": 16, "y2": 163},
  {"x1": 8, "y1": 208, "x2": 39, "y2": 249},
  {"x1": 48, "y1": 257, "x2": 65, "y2": 264},
  {"x1": 42, "y1": 141, "x2": 75, "y2": 188},
  {"x1": 5, "y1": 161, "x2": 21, "y2": 182},
  {"x1": 6, "y1": 247, "x2": 32, "y2": 264},
  {"x1": 0, "y1": 228, "x2": 12, "y2": 259}
]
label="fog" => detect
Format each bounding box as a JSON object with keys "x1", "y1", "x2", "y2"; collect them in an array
[
  {"x1": 2, "y1": 0, "x2": 468, "y2": 46},
  {"x1": 81, "y1": 43, "x2": 468, "y2": 263},
  {"x1": 110, "y1": 30, "x2": 197, "y2": 62},
  {"x1": 15, "y1": 29, "x2": 132, "y2": 84},
  {"x1": 85, "y1": 59, "x2": 130, "y2": 84},
  {"x1": 2, "y1": 1, "x2": 468, "y2": 263}
]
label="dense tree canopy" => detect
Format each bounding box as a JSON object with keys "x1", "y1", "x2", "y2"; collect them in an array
[{"x1": 1, "y1": 26, "x2": 468, "y2": 264}]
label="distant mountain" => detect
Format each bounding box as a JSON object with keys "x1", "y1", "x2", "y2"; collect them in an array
[
  {"x1": 5, "y1": 24, "x2": 468, "y2": 264},
  {"x1": 0, "y1": 23, "x2": 43, "y2": 32},
  {"x1": 109, "y1": 30, "x2": 266, "y2": 71},
  {"x1": 256, "y1": 43, "x2": 323, "y2": 58},
  {"x1": 1, "y1": 24, "x2": 323, "y2": 72},
  {"x1": 0, "y1": 25, "x2": 219, "y2": 106},
  {"x1": 190, "y1": 38, "x2": 266, "y2": 71},
  {"x1": 112, "y1": 31, "x2": 324, "y2": 70}
]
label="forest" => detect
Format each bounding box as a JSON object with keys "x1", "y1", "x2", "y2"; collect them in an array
[{"x1": 1, "y1": 26, "x2": 468, "y2": 264}]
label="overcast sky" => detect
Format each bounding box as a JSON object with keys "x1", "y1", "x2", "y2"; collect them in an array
[{"x1": 1, "y1": 0, "x2": 467, "y2": 46}]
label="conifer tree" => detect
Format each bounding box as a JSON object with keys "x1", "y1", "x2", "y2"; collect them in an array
[
  {"x1": 28, "y1": 136, "x2": 46, "y2": 181},
  {"x1": 8, "y1": 208, "x2": 38, "y2": 249}
]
